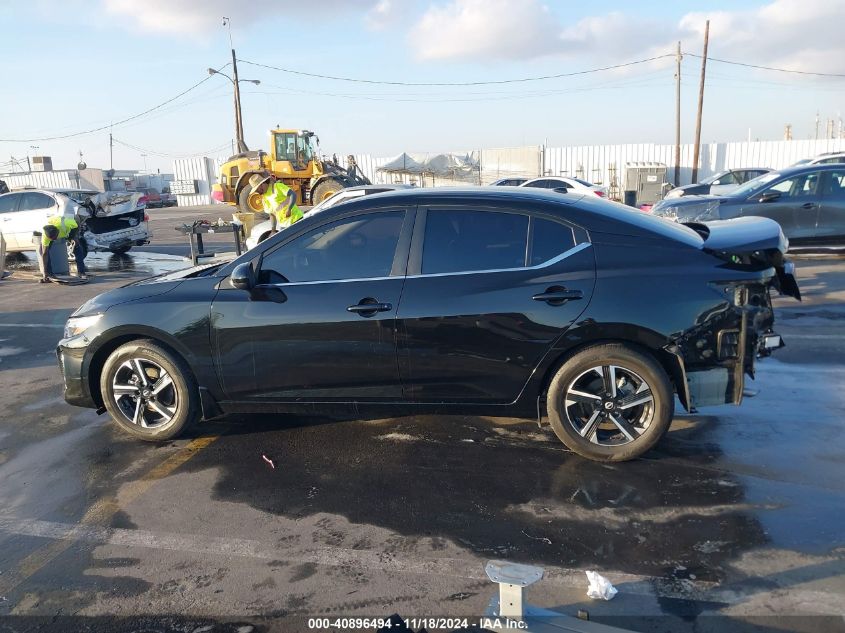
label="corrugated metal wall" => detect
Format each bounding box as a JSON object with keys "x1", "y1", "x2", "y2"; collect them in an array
[
  {"x1": 171, "y1": 157, "x2": 217, "y2": 206},
  {"x1": 1, "y1": 170, "x2": 79, "y2": 190},
  {"x1": 543, "y1": 138, "x2": 845, "y2": 190}
]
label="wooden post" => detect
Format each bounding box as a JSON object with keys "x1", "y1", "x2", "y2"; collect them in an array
[
  {"x1": 691, "y1": 20, "x2": 709, "y2": 184},
  {"x1": 674, "y1": 41, "x2": 682, "y2": 186}
]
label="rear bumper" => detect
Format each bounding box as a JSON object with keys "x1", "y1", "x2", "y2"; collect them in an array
[{"x1": 83, "y1": 223, "x2": 151, "y2": 251}]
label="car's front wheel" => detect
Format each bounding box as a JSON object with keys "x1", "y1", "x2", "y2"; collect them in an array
[
  {"x1": 100, "y1": 340, "x2": 200, "y2": 441},
  {"x1": 547, "y1": 343, "x2": 673, "y2": 462}
]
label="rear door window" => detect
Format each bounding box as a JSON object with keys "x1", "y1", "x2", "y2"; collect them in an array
[
  {"x1": 422, "y1": 209, "x2": 529, "y2": 274},
  {"x1": 529, "y1": 218, "x2": 577, "y2": 266}
]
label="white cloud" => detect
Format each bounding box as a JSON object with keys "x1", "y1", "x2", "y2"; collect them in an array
[
  {"x1": 406, "y1": 0, "x2": 845, "y2": 74},
  {"x1": 103, "y1": 0, "x2": 374, "y2": 36},
  {"x1": 409, "y1": 0, "x2": 563, "y2": 61},
  {"x1": 366, "y1": 0, "x2": 402, "y2": 31}
]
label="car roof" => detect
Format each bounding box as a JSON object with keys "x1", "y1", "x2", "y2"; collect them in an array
[
  {"x1": 48, "y1": 188, "x2": 99, "y2": 194},
  {"x1": 340, "y1": 184, "x2": 414, "y2": 193},
  {"x1": 765, "y1": 164, "x2": 845, "y2": 176}
]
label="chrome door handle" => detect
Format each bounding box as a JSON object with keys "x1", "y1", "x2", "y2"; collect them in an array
[{"x1": 347, "y1": 300, "x2": 393, "y2": 317}]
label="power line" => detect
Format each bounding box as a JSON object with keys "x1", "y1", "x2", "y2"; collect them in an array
[
  {"x1": 688, "y1": 53, "x2": 845, "y2": 78},
  {"x1": 0, "y1": 64, "x2": 231, "y2": 143},
  {"x1": 112, "y1": 137, "x2": 232, "y2": 159},
  {"x1": 237, "y1": 54, "x2": 675, "y2": 86}
]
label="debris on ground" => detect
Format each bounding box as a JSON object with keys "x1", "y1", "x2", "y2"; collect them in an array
[
  {"x1": 261, "y1": 454, "x2": 275, "y2": 469},
  {"x1": 585, "y1": 570, "x2": 618, "y2": 600},
  {"x1": 521, "y1": 530, "x2": 552, "y2": 545}
]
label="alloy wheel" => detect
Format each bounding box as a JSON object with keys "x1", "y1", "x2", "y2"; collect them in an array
[
  {"x1": 563, "y1": 365, "x2": 655, "y2": 446},
  {"x1": 111, "y1": 358, "x2": 178, "y2": 429}
]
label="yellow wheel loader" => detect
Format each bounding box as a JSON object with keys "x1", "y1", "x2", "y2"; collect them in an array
[{"x1": 211, "y1": 129, "x2": 370, "y2": 212}]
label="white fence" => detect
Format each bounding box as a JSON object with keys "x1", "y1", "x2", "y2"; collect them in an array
[
  {"x1": 161, "y1": 138, "x2": 845, "y2": 207},
  {"x1": 543, "y1": 138, "x2": 845, "y2": 191},
  {"x1": 350, "y1": 139, "x2": 845, "y2": 194}
]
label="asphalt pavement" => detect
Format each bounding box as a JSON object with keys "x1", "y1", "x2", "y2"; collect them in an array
[{"x1": 0, "y1": 205, "x2": 844, "y2": 632}]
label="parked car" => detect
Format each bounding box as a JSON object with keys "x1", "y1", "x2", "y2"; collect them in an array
[
  {"x1": 159, "y1": 189, "x2": 177, "y2": 207},
  {"x1": 136, "y1": 188, "x2": 163, "y2": 208},
  {"x1": 245, "y1": 184, "x2": 414, "y2": 250},
  {"x1": 58, "y1": 187, "x2": 798, "y2": 462},
  {"x1": 792, "y1": 151, "x2": 845, "y2": 166},
  {"x1": 0, "y1": 188, "x2": 151, "y2": 255},
  {"x1": 489, "y1": 178, "x2": 528, "y2": 186},
  {"x1": 651, "y1": 164, "x2": 845, "y2": 245},
  {"x1": 664, "y1": 168, "x2": 771, "y2": 199},
  {"x1": 521, "y1": 176, "x2": 608, "y2": 197}
]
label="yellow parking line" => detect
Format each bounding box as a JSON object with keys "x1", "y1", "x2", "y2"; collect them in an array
[{"x1": 0, "y1": 435, "x2": 219, "y2": 597}]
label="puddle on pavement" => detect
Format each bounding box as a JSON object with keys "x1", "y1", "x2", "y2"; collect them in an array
[{"x1": 4, "y1": 251, "x2": 191, "y2": 277}]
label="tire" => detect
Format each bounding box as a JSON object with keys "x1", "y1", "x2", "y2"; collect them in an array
[
  {"x1": 100, "y1": 339, "x2": 200, "y2": 441},
  {"x1": 546, "y1": 343, "x2": 673, "y2": 462},
  {"x1": 108, "y1": 245, "x2": 132, "y2": 254},
  {"x1": 238, "y1": 184, "x2": 264, "y2": 213},
  {"x1": 312, "y1": 178, "x2": 345, "y2": 204}
]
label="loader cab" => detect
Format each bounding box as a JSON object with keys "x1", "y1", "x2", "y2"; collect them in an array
[{"x1": 270, "y1": 129, "x2": 319, "y2": 177}]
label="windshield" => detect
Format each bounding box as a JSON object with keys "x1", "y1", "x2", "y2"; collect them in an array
[
  {"x1": 296, "y1": 134, "x2": 315, "y2": 164},
  {"x1": 727, "y1": 171, "x2": 782, "y2": 198},
  {"x1": 700, "y1": 171, "x2": 726, "y2": 185}
]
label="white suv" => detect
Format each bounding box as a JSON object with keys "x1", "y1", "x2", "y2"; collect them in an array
[
  {"x1": 792, "y1": 152, "x2": 845, "y2": 166},
  {"x1": 0, "y1": 188, "x2": 151, "y2": 255}
]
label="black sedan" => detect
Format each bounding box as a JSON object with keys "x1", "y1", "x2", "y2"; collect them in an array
[
  {"x1": 58, "y1": 188, "x2": 799, "y2": 462},
  {"x1": 652, "y1": 164, "x2": 845, "y2": 244}
]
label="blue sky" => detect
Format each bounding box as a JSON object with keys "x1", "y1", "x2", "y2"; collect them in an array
[{"x1": 2, "y1": 0, "x2": 844, "y2": 173}]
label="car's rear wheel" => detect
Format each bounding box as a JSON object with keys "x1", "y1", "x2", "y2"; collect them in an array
[
  {"x1": 547, "y1": 344, "x2": 673, "y2": 462},
  {"x1": 100, "y1": 340, "x2": 200, "y2": 441}
]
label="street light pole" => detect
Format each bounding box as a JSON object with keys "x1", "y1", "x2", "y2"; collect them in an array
[{"x1": 208, "y1": 66, "x2": 260, "y2": 155}]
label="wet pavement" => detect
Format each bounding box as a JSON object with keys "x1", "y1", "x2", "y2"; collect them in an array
[{"x1": 0, "y1": 213, "x2": 844, "y2": 632}]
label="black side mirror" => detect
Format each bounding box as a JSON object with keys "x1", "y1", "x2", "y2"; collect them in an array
[
  {"x1": 758, "y1": 191, "x2": 781, "y2": 203},
  {"x1": 230, "y1": 262, "x2": 255, "y2": 290}
]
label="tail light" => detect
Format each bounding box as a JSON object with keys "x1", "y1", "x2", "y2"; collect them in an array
[
  {"x1": 594, "y1": 190, "x2": 605, "y2": 197},
  {"x1": 137, "y1": 195, "x2": 149, "y2": 207},
  {"x1": 144, "y1": 214, "x2": 150, "y2": 222}
]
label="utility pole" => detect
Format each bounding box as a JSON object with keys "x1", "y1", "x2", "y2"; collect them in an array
[
  {"x1": 109, "y1": 131, "x2": 114, "y2": 170},
  {"x1": 222, "y1": 17, "x2": 247, "y2": 153},
  {"x1": 691, "y1": 20, "x2": 709, "y2": 184},
  {"x1": 784, "y1": 124, "x2": 793, "y2": 140},
  {"x1": 674, "y1": 41, "x2": 682, "y2": 186},
  {"x1": 814, "y1": 112, "x2": 820, "y2": 140}
]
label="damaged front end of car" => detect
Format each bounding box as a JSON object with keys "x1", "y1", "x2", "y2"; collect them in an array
[{"x1": 665, "y1": 217, "x2": 800, "y2": 411}]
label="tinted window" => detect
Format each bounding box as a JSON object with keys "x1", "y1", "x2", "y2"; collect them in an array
[
  {"x1": 19, "y1": 192, "x2": 55, "y2": 211},
  {"x1": 818, "y1": 156, "x2": 845, "y2": 164},
  {"x1": 260, "y1": 211, "x2": 404, "y2": 283},
  {"x1": 824, "y1": 171, "x2": 845, "y2": 199},
  {"x1": 530, "y1": 218, "x2": 577, "y2": 266},
  {"x1": 422, "y1": 209, "x2": 528, "y2": 274},
  {"x1": 767, "y1": 173, "x2": 820, "y2": 197},
  {"x1": 0, "y1": 194, "x2": 20, "y2": 213},
  {"x1": 713, "y1": 172, "x2": 738, "y2": 185},
  {"x1": 525, "y1": 179, "x2": 563, "y2": 189}
]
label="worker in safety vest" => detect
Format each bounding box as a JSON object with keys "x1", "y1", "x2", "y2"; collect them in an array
[
  {"x1": 38, "y1": 215, "x2": 88, "y2": 282},
  {"x1": 248, "y1": 174, "x2": 303, "y2": 234}
]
